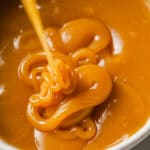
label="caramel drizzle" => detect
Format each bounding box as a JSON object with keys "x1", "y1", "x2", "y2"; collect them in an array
[{"x1": 21, "y1": 0, "x2": 57, "y2": 76}]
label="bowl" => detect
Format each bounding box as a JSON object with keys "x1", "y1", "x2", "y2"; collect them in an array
[{"x1": 0, "y1": 0, "x2": 150, "y2": 149}]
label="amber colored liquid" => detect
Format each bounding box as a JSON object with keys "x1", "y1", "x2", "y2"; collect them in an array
[{"x1": 0, "y1": 0, "x2": 150, "y2": 149}]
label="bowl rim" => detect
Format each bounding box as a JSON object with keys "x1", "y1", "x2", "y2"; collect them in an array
[{"x1": 108, "y1": 118, "x2": 150, "y2": 150}]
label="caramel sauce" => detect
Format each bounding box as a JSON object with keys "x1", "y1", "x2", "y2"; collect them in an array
[{"x1": 0, "y1": 0, "x2": 150, "y2": 150}]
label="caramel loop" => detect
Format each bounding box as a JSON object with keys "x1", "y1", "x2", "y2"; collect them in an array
[
  {"x1": 60, "y1": 18, "x2": 111, "y2": 54},
  {"x1": 72, "y1": 118, "x2": 96, "y2": 140},
  {"x1": 54, "y1": 118, "x2": 96, "y2": 140},
  {"x1": 72, "y1": 48, "x2": 97, "y2": 67},
  {"x1": 18, "y1": 52, "x2": 47, "y2": 89}
]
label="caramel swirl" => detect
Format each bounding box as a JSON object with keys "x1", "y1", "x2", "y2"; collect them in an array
[
  {"x1": 18, "y1": 18, "x2": 112, "y2": 140},
  {"x1": 26, "y1": 64, "x2": 112, "y2": 131}
]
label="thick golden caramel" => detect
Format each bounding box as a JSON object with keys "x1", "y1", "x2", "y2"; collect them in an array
[
  {"x1": 17, "y1": 9, "x2": 112, "y2": 140},
  {"x1": 26, "y1": 64, "x2": 112, "y2": 131},
  {"x1": 0, "y1": 0, "x2": 150, "y2": 150}
]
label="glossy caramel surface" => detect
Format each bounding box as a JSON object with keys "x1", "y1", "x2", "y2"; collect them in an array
[{"x1": 0, "y1": 0, "x2": 150, "y2": 149}]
